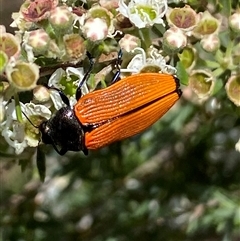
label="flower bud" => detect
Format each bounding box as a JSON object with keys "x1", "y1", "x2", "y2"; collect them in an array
[
  {"x1": 33, "y1": 85, "x2": 51, "y2": 102},
  {"x1": 81, "y1": 5, "x2": 115, "y2": 40},
  {"x1": 28, "y1": 29, "x2": 50, "y2": 55},
  {"x1": 189, "y1": 70, "x2": 215, "y2": 99},
  {"x1": 82, "y1": 17, "x2": 108, "y2": 41},
  {"x1": 49, "y1": 6, "x2": 74, "y2": 32},
  {"x1": 6, "y1": 62, "x2": 39, "y2": 91},
  {"x1": 162, "y1": 27, "x2": 187, "y2": 54},
  {"x1": 229, "y1": 12, "x2": 240, "y2": 33},
  {"x1": 63, "y1": 34, "x2": 86, "y2": 61},
  {"x1": 200, "y1": 34, "x2": 220, "y2": 52},
  {"x1": 119, "y1": 34, "x2": 141, "y2": 52},
  {"x1": 0, "y1": 31, "x2": 20, "y2": 59},
  {"x1": 99, "y1": 0, "x2": 119, "y2": 10},
  {"x1": 225, "y1": 75, "x2": 240, "y2": 106}
]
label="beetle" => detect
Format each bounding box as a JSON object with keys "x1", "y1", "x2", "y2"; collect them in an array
[{"x1": 39, "y1": 54, "x2": 182, "y2": 155}]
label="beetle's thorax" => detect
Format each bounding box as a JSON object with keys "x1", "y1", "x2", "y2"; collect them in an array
[{"x1": 39, "y1": 106, "x2": 86, "y2": 155}]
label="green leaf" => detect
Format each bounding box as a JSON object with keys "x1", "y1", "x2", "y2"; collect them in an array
[
  {"x1": 220, "y1": 0, "x2": 231, "y2": 17},
  {"x1": 212, "y1": 78, "x2": 224, "y2": 95},
  {"x1": 176, "y1": 61, "x2": 189, "y2": 86},
  {"x1": 205, "y1": 60, "x2": 220, "y2": 69}
]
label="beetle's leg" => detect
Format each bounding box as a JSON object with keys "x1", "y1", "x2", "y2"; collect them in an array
[
  {"x1": 52, "y1": 141, "x2": 67, "y2": 155},
  {"x1": 45, "y1": 85, "x2": 70, "y2": 107},
  {"x1": 76, "y1": 51, "x2": 95, "y2": 101},
  {"x1": 81, "y1": 133, "x2": 88, "y2": 155},
  {"x1": 58, "y1": 148, "x2": 67, "y2": 155},
  {"x1": 82, "y1": 146, "x2": 88, "y2": 155},
  {"x1": 111, "y1": 49, "x2": 122, "y2": 85}
]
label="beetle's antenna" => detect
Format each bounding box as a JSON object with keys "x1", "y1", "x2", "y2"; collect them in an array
[
  {"x1": 22, "y1": 111, "x2": 39, "y2": 129},
  {"x1": 111, "y1": 49, "x2": 123, "y2": 84},
  {"x1": 44, "y1": 85, "x2": 70, "y2": 106},
  {"x1": 76, "y1": 51, "x2": 95, "y2": 101},
  {"x1": 78, "y1": 51, "x2": 95, "y2": 88}
]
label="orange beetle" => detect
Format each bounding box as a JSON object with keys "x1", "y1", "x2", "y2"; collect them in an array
[
  {"x1": 39, "y1": 59, "x2": 181, "y2": 155},
  {"x1": 76, "y1": 73, "x2": 181, "y2": 150}
]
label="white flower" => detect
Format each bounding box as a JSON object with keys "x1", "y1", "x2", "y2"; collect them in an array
[
  {"x1": 47, "y1": 68, "x2": 66, "y2": 110},
  {"x1": 1, "y1": 100, "x2": 51, "y2": 154},
  {"x1": 1, "y1": 100, "x2": 27, "y2": 154},
  {"x1": 66, "y1": 67, "x2": 89, "y2": 96},
  {"x1": 22, "y1": 102, "x2": 52, "y2": 147},
  {"x1": 48, "y1": 67, "x2": 88, "y2": 109},
  {"x1": 117, "y1": 0, "x2": 168, "y2": 28},
  {"x1": 121, "y1": 47, "x2": 177, "y2": 75}
]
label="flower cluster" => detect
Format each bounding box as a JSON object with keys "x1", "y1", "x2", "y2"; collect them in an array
[{"x1": 0, "y1": 0, "x2": 239, "y2": 156}]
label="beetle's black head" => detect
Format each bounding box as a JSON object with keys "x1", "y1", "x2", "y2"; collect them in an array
[
  {"x1": 38, "y1": 106, "x2": 88, "y2": 155},
  {"x1": 39, "y1": 121, "x2": 52, "y2": 145}
]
